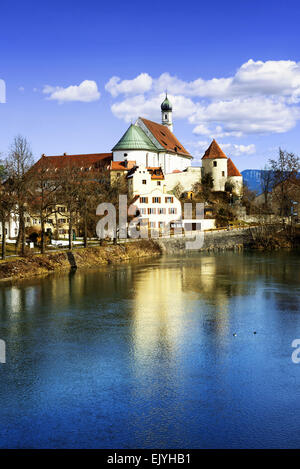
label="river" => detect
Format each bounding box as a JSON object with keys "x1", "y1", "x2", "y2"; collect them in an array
[{"x1": 0, "y1": 251, "x2": 300, "y2": 448}]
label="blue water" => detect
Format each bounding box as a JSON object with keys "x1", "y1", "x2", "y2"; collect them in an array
[{"x1": 0, "y1": 251, "x2": 300, "y2": 448}]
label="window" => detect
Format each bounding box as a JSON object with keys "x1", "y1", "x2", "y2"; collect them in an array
[
  {"x1": 124, "y1": 153, "x2": 128, "y2": 157},
  {"x1": 148, "y1": 208, "x2": 156, "y2": 214},
  {"x1": 165, "y1": 196, "x2": 174, "y2": 203},
  {"x1": 140, "y1": 208, "x2": 147, "y2": 214},
  {"x1": 169, "y1": 208, "x2": 177, "y2": 214},
  {"x1": 152, "y1": 197, "x2": 161, "y2": 203},
  {"x1": 158, "y1": 208, "x2": 166, "y2": 214},
  {"x1": 214, "y1": 161, "x2": 217, "y2": 167},
  {"x1": 150, "y1": 222, "x2": 156, "y2": 228},
  {"x1": 142, "y1": 180, "x2": 147, "y2": 184},
  {"x1": 140, "y1": 197, "x2": 148, "y2": 203},
  {"x1": 159, "y1": 222, "x2": 165, "y2": 228},
  {"x1": 222, "y1": 171, "x2": 225, "y2": 177},
  {"x1": 157, "y1": 181, "x2": 161, "y2": 186},
  {"x1": 165, "y1": 114, "x2": 167, "y2": 119}
]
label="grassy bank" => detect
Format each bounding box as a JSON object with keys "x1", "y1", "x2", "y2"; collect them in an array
[{"x1": 0, "y1": 240, "x2": 161, "y2": 284}]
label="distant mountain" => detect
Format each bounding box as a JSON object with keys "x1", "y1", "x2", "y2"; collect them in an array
[
  {"x1": 241, "y1": 169, "x2": 263, "y2": 193},
  {"x1": 242, "y1": 169, "x2": 300, "y2": 193}
]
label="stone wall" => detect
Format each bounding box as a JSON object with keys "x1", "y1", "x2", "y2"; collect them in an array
[{"x1": 156, "y1": 228, "x2": 252, "y2": 254}]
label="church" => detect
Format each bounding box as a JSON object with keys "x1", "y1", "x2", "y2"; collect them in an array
[
  {"x1": 111, "y1": 95, "x2": 192, "y2": 174},
  {"x1": 110, "y1": 95, "x2": 243, "y2": 197}
]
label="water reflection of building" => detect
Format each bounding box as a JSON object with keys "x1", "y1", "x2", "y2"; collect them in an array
[
  {"x1": 132, "y1": 262, "x2": 188, "y2": 362},
  {"x1": 131, "y1": 254, "x2": 259, "y2": 359}
]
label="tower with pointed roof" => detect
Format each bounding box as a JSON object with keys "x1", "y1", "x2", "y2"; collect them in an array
[
  {"x1": 161, "y1": 93, "x2": 173, "y2": 133},
  {"x1": 201, "y1": 139, "x2": 228, "y2": 192}
]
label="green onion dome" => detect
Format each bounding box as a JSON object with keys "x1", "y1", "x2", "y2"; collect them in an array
[{"x1": 161, "y1": 94, "x2": 172, "y2": 112}]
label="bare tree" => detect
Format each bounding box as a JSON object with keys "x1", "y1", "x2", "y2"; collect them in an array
[
  {"x1": 56, "y1": 164, "x2": 81, "y2": 251},
  {"x1": 6, "y1": 136, "x2": 33, "y2": 255},
  {"x1": 241, "y1": 182, "x2": 257, "y2": 215},
  {"x1": 269, "y1": 148, "x2": 300, "y2": 218},
  {"x1": 169, "y1": 182, "x2": 183, "y2": 200},
  {"x1": 260, "y1": 165, "x2": 273, "y2": 210},
  {"x1": 27, "y1": 158, "x2": 61, "y2": 254},
  {"x1": 201, "y1": 173, "x2": 214, "y2": 202},
  {"x1": 0, "y1": 162, "x2": 15, "y2": 259},
  {"x1": 76, "y1": 167, "x2": 109, "y2": 248}
]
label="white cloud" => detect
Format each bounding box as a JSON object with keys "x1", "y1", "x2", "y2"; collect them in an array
[
  {"x1": 18, "y1": 86, "x2": 24, "y2": 92},
  {"x1": 105, "y1": 73, "x2": 152, "y2": 97},
  {"x1": 219, "y1": 143, "x2": 256, "y2": 156},
  {"x1": 105, "y1": 60, "x2": 300, "y2": 137},
  {"x1": 111, "y1": 93, "x2": 196, "y2": 122},
  {"x1": 153, "y1": 61, "x2": 300, "y2": 101},
  {"x1": 191, "y1": 97, "x2": 299, "y2": 136},
  {"x1": 43, "y1": 80, "x2": 100, "y2": 103}
]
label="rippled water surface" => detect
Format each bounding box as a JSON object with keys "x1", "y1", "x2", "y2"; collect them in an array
[{"x1": 0, "y1": 251, "x2": 300, "y2": 448}]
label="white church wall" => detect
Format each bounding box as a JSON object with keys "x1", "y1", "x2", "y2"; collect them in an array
[
  {"x1": 113, "y1": 150, "x2": 159, "y2": 167},
  {"x1": 163, "y1": 153, "x2": 191, "y2": 174}
]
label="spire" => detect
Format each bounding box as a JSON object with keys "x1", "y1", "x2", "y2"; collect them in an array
[
  {"x1": 161, "y1": 93, "x2": 173, "y2": 132},
  {"x1": 161, "y1": 93, "x2": 172, "y2": 111}
]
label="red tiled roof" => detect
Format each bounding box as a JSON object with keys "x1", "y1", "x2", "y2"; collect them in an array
[
  {"x1": 227, "y1": 158, "x2": 242, "y2": 177},
  {"x1": 32, "y1": 153, "x2": 113, "y2": 171},
  {"x1": 110, "y1": 160, "x2": 136, "y2": 171},
  {"x1": 202, "y1": 140, "x2": 227, "y2": 160},
  {"x1": 140, "y1": 118, "x2": 191, "y2": 158},
  {"x1": 147, "y1": 166, "x2": 165, "y2": 180}
]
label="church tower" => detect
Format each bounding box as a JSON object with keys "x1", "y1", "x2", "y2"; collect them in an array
[{"x1": 161, "y1": 94, "x2": 173, "y2": 133}]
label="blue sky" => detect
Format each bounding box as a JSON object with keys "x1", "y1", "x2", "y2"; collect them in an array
[{"x1": 1, "y1": 0, "x2": 300, "y2": 170}]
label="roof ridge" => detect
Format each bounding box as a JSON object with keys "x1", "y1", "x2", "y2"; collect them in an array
[{"x1": 139, "y1": 117, "x2": 191, "y2": 158}]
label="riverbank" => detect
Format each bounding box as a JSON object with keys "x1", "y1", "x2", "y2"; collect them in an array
[
  {"x1": 1, "y1": 226, "x2": 299, "y2": 283},
  {"x1": 0, "y1": 240, "x2": 161, "y2": 283}
]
